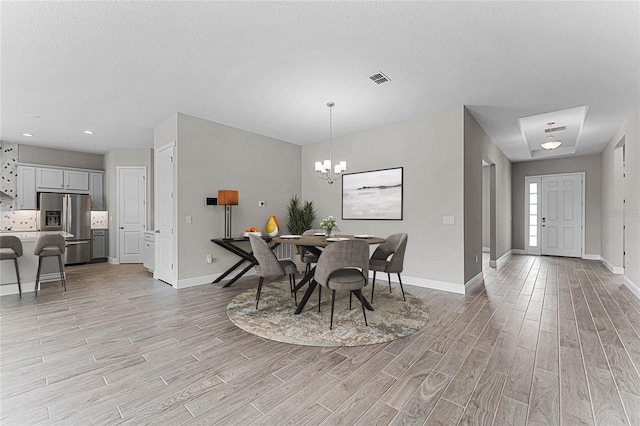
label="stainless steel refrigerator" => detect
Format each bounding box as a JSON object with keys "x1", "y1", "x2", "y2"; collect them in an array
[{"x1": 38, "y1": 193, "x2": 92, "y2": 265}]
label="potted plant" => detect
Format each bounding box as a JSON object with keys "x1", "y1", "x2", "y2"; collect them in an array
[{"x1": 286, "y1": 195, "x2": 317, "y2": 235}]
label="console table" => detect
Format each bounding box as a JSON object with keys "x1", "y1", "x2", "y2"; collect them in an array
[{"x1": 211, "y1": 237, "x2": 279, "y2": 287}]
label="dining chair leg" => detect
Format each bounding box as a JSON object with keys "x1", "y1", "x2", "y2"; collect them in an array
[
  {"x1": 318, "y1": 285, "x2": 322, "y2": 312},
  {"x1": 255, "y1": 277, "x2": 264, "y2": 309},
  {"x1": 388, "y1": 273, "x2": 392, "y2": 293},
  {"x1": 371, "y1": 271, "x2": 377, "y2": 302},
  {"x1": 330, "y1": 289, "x2": 336, "y2": 330},
  {"x1": 13, "y1": 258, "x2": 21, "y2": 298},
  {"x1": 58, "y1": 255, "x2": 66, "y2": 291},
  {"x1": 356, "y1": 289, "x2": 368, "y2": 326},
  {"x1": 349, "y1": 292, "x2": 353, "y2": 310},
  {"x1": 398, "y1": 273, "x2": 406, "y2": 301},
  {"x1": 34, "y1": 257, "x2": 42, "y2": 297}
]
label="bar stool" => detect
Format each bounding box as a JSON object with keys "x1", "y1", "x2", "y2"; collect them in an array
[
  {"x1": 0, "y1": 236, "x2": 23, "y2": 298},
  {"x1": 34, "y1": 234, "x2": 66, "y2": 296}
]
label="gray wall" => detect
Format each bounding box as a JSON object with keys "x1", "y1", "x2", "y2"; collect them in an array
[
  {"x1": 173, "y1": 113, "x2": 302, "y2": 282},
  {"x1": 302, "y1": 106, "x2": 466, "y2": 289},
  {"x1": 463, "y1": 108, "x2": 512, "y2": 281},
  {"x1": 511, "y1": 154, "x2": 602, "y2": 255},
  {"x1": 482, "y1": 166, "x2": 490, "y2": 248},
  {"x1": 602, "y1": 102, "x2": 640, "y2": 290},
  {"x1": 19, "y1": 144, "x2": 104, "y2": 170},
  {"x1": 103, "y1": 149, "x2": 153, "y2": 258}
]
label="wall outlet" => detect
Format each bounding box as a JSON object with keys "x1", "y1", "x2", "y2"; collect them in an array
[
  {"x1": 206, "y1": 254, "x2": 213, "y2": 264},
  {"x1": 443, "y1": 216, "x2": 455, "y2": 225},
  {"x1": 186, "y1": 216, "x2": 192, "y2": 224},
  {"x1": 258, "y1": 201, "x2": 266, "y2": 207}
]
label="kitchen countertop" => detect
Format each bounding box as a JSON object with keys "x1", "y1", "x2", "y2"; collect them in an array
[{"x1": 0, "y1": 231, "x2": 74, "y2": 241}]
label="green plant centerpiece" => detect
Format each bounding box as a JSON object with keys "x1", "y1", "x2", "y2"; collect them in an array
[
  {"x1": 286, "y1": 195, "x2": 317, "y2": 235},
  {"x1": 319, "y1": 215, "x2": 339, "y2": 237}
]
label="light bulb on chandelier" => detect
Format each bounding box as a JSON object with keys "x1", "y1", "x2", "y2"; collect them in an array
[{"x1": 315, "y1": 102, "x2": 346, "y2": 184}]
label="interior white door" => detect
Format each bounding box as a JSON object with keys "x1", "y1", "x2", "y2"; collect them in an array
[
  {"x1": 118, "y1": 167, "x2": 146, "y2": 263},
  {"x1": 155, "y1": 144, "x2": 175, "y2": 285},
  {"x1": 541, "y1": 174, "x2": 582, "y2": 257}
]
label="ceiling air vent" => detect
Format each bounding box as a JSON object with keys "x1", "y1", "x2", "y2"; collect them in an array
[
  {"x1": 369, "y1": 72, "x2": 391, "y2": 84},
  {"x1": 545, "y1": 125, "x2": 566, "y2": 133}
]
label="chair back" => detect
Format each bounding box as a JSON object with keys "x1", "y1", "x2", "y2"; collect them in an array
[
  {"x1": 34, "y1": 234, "x2": 66, "y2": 255},
  {"x1": 0, "y1": 236, "x2": 23, "y2": 256},
  {"x1": 314, "y1": 239, "x2": 369, "y2": 287},
  {"x1": 371, "y1": 233, "x2": 408, "y2": 273},
  {"x1": 248, "y1": 235, "x2": 284, "y2": 277},
  {"x1": 299, "y1": 229, "x2": 324, "y2": 256}
]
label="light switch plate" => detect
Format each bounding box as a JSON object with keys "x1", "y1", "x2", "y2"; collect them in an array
[
  {"x1": 186, "y1": 216, "x2": 192, "y2": 224},
  {"x1": 443, "y1": 216, "x2": 455, "y2": 225}
]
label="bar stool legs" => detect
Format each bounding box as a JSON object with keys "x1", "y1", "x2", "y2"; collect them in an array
[
  {"x1": 34, "y1": 257, "x2": 42, "y2": 296},
  {"x1": 34, "y1": 254, "x2": 66, "y2": 297},
  {"x1": 13, "y1": 258, "x2": 22, "y2": 298}
]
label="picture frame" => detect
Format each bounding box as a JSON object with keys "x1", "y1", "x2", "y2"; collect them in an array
[{"x1": 342, "y1": 167, "x2": 403, "y2": 220}]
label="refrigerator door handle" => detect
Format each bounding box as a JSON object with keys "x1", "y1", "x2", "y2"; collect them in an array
[{"x1": 66, "y1": 195, "x2": 72, "y2": 233}]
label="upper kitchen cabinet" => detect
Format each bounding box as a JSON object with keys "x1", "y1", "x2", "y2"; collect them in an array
[
  {"x1": 89, "y1": 172, "x2": 105, "y2": 210},
  {"x1": 36, "y1": 167, "x2": 64, "y2": 190},
  {"x1": 36, "y1": 168, "x2": 90, "y2": 193},
  {"x1": 17, "y1": 165, "x2": 36, "y2": 210}
]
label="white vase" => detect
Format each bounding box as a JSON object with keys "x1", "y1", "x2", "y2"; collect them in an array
[{"x1": 328, "y1": 229, "x2": 335, "y2": 237}]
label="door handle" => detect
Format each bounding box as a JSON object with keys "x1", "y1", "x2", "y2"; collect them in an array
[
  {"x1": 119, "y1": 227, "x2": 124, "y2": 229},
  {"x1": 155, "y1": 230, "x2": 160, "y2": 233},
  {"x1": 67, "y1": 240, "x2": 89, "y2": 245},
  {"x1": 542, "y1": 217, "x2": 546, "y2": 222}
]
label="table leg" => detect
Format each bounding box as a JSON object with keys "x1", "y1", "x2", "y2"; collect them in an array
[
  {"x1": 294, "y1": 279, "x2": 318, "y2": 315},
  {"x1": 355, "y1": 290, "x2": 375, "y2": 311},
  {"x1": 212, "y1": 258, "x2": 245, "y2": 283},
  {"x1": 221, "y1": 262, "x2": 258, "y2": 288}
]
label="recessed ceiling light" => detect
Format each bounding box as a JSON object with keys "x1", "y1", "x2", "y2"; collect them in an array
[
  {"x1": 27, "y1": 114, "x2": 40, "y2": 119},
  {"x1": 22, "y1": 133, "x2": 33, "y2": 137},
  {"x1": 83, "y1": 130, "x2": 94, "y2": 135}
]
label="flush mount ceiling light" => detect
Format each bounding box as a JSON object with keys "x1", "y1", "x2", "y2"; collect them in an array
[
  {"x1": 540, "y1": 121, "x2": 562, "y2": 150},
  {"x1": 83, "y1": 130, "x2": 94, "y2": 135},
  {"x1": 314, "y1": 102, "x2": 346, "y2": 185},
  {"x1": 22, "y1": 133, "x2": 33, "y2": 137}
]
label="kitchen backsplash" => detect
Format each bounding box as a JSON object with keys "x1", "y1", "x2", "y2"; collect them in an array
[
  {"x1": 1, "y1": 210, "x2": 108, "y2": 231},
  {"x1": 0, "y1": 141, "x2": 19, "y2": 211}
]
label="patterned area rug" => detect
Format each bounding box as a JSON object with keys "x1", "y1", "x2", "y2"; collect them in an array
[{"x1": 227, "y1": 280, "x2": 430, "y2": 347}]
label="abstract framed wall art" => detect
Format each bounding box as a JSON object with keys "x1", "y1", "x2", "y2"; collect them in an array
[{"x1": 342, "y1": 167, "x2": 403, "y2": 220}]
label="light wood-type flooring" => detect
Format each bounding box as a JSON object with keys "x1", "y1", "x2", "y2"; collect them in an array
[{"x1": 2, "y1": 254, "x2": 640, "y2": 425}]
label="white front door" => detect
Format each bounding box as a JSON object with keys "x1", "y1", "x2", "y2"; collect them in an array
[
  {"x1": 541, "y1": 174, "x2": 582, "y2": 257},
  {"x1": 118, "y1": 167, "x2": 146, "y2": 263},
  {"x1": 155, "y1": 143, "x2": 176, "y2": 286}
]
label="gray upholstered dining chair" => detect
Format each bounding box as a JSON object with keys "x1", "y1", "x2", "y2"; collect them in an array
[
  {"x1": 299, "y1": 229, "x2": 324, "y2": 274},
  {"x1": 34, "y1": 234, "x2": 66, "y2": 296},
  {"x1": 0, "y1": 236, "x2": 23, "y2": 298},
  {"x1": 369, "y1": 233, "x2": 408, "y2": 302},
  {"x1": 313, "y1": 239, "x2": 369, "y2": 330},
  {"x1": 249, "y1": 234, "x2": 298, "y2": 309}
]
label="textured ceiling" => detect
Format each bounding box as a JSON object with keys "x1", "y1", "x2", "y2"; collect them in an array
[{"x1": 1, "y1": 1, "x2": 638, "y2": 162}]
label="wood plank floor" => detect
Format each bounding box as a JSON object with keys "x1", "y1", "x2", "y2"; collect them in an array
[{"x1": 2, "y1": 255, "x2": 640, "y2": 425}]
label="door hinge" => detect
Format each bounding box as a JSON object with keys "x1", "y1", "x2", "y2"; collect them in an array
[
  {"x1": 170, "y1": 156, "x2": 174, "y2": 163},
  {"x1": 171, "y1": 264, "x2": 174, "y2": 270}
]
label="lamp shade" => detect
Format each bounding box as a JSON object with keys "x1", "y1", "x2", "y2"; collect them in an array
[{"x1": 218, "y1": 190, "x2": 239, "y2": 205}]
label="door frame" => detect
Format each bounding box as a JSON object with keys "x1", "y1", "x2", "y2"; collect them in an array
[
  {"x1": 524, "y1": 172, "x2": 585, "y2": 258},
  {"x1": 116, "y1": 166, "x2": 147, "y2": 263}
]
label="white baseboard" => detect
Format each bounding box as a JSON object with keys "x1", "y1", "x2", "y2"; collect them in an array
[
  {"x1": 398, "y1": 274, "x2": 465, "y2": 295},
  {"x1": 512, "y1": 249, "x2": 526, "y2": 255},
  {"x1": 482, "y1": 247, "x2": 490, "y2": 253},
  {"x1": 602, "y1": 258, "x2": 625, "y2": 275},
  {"x1": 489, "y1": 250, "x2": 513, "y2": 268},
  {"x1": 108, "y1": 257, "x2": 119, "y2": 264},
  {"x1": 176, "y1": 269, "x2": 256, "y2": 289},
  {"x1": 465, "y1": 271, "x2": 484, "y2": 291},
  {"x1": 582, "y1": 254, "x2": 601, "y2": 261},
  {"x1": 624, "y1": 276, "x2": 640, "y2": 301}
]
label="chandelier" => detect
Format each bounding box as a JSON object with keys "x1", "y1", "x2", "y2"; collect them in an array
[
  {"x1": 314, "y1": 102, "x2": 346, "y2": 184},
  {"x1": 540, "y1": 121, "x2": 562, "y2": 150}
]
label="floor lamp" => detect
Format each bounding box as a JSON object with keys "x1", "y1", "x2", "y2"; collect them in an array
[{"x1": 218, "y1": 190, "x2": 238, "y2": 239}]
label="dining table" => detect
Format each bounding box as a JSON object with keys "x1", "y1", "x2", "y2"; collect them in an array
[{"x1": 272, "y1": 234, "x2": 386, "y2": 314}]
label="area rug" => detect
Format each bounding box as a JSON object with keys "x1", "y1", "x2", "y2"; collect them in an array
[{"x1": 227, "y1": 280, "x2": 430, "y2": 347}]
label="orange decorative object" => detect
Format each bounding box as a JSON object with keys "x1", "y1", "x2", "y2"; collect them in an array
[
  {"x1": 265, "y1": 215, "x2": 279, "y2": 237},
  {"x1": 218, "y1": 190, "x2": 239, "y2": 205}
]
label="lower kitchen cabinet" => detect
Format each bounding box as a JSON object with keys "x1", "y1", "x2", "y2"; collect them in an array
[
  {"x1": 91, "y1": 229, "x2": 108, "y2": 261},
  {"x1": 143, "y1": 231, "x2": 155, "y2": 272}
]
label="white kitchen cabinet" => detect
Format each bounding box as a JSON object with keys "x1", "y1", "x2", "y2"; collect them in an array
[
  {"x1": 89, "y1": 172, "x2": 105, "y2": 210},
  {"x1": 143, "y1": 231, "x2": 155, "y2": 272},
  {"x1": 17, "y1": 166, "x2": 36, "y2": 210},
  {"x1": 64, "y1": 170, "x2": 89, "y2": 192},
  {"x1": 36, "y1": 168, "x2": 64, "y2": 190}
]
